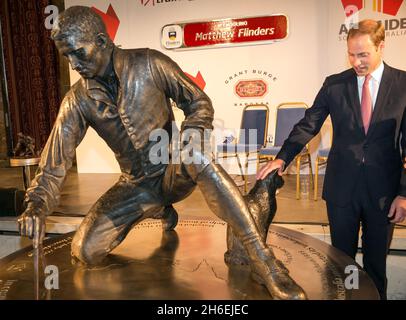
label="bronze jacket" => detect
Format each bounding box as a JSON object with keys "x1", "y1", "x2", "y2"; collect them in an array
[{"x1": 25, "y1": 47, "x2": 214, "y2": 214}]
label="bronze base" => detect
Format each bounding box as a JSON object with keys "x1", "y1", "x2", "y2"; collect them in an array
[{"x1": 0, "y1": 217, "x2": 379, "y2": 300}]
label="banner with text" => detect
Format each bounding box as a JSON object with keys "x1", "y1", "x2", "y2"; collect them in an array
[{"x1": 162, "y1": 15, "x2": 288, "y2": 50}]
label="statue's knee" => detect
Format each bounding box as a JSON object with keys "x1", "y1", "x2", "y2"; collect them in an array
[
  {"x1": 181, "y1": 148, "x2": 212, "y2": 180},
  {"x1": 71, "y1": 230, "x2": 106, "y2": 265}
]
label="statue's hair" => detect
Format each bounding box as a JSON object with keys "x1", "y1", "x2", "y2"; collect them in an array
[
  {"x1": 51, "y1": 6, "x2": 110, "y2": 44},
  {"x1": 348, "y1": 19, "x2": 385, "y2": 48}
]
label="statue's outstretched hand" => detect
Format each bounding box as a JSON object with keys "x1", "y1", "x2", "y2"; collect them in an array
[{"x1": 17, "y1": 206, "x2": 46, "y2": 249}]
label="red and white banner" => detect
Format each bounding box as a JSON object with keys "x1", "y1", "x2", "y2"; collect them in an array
[{"x1": 162, "y1": 15, "x2": 288, "y2": 50}]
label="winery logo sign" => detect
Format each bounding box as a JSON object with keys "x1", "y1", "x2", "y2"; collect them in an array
[
  {"x1": 235, "y1": 80, "x2": 268, "y2": 98},
  {"x1": 224, "y1": 69, "x2": 277, "y2": 107}
]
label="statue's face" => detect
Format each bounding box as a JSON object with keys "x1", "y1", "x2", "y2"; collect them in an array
[{"x1": 55, "y1": 33, "x2": 110, "y2": 79}]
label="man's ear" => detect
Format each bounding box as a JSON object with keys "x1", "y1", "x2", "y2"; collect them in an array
[
  {"x1": 95, "y1": 33, "x2": 108, "y2": 48},
  {"x1": 378, "y1": 40, "x2": 385, "y2": 53}
]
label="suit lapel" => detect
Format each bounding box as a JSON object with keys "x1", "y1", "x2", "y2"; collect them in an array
[
  {"x1": 346, "y1": 71, "x2": 365, "y2": 135},
  {"x1": 367, "y1": 63, "x2": 394, "y2": 138}
]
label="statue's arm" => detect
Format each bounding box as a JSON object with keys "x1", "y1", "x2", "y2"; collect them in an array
[
  {"x1": 25, "y1": 92, "x2": 89, "y2": 214},
  {"x1": 18, "y1": 90, "x2": 89, "y2": 246},
  {"x1": 148, "y1": 49, "x2": 214, "y2": 131}
]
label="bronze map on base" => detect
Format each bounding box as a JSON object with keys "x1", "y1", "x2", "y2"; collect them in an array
[{"x1": 0, "y1": 217, "x2": 379, "y2": 300}]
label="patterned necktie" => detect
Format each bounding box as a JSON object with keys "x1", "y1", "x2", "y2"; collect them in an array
[{"x1": 361, "y1": 74, "x2": 372, "y2": 134}]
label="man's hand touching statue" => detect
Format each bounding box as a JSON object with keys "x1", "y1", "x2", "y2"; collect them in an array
[
  {"x1": 256, "y1": 159, "x2": 286, "y2": 180},
  {"x1": 388, "y1": 196, "x2": 406, "y2": 224}
]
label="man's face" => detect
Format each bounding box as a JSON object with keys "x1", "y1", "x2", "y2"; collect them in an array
[
  {"x1": 55, "y1": 34, "x2": 109, "y2": 79},
  {"x1": 347, "y1": 34, "x2": 384, "y2": 76}
]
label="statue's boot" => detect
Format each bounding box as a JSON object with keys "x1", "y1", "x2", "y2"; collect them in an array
[
  {"x1": 152, "y1": 205, "x2": 179, "y2": 231},
  {"x1": 160, "y1": 205, "x2": 179, "y2": 231},
  {"x1": 246, "y1": 242, "x2": 308, "y2": 300},
  {"x1": 191, "y1": 163, "x2": 307, "y2": 299}
]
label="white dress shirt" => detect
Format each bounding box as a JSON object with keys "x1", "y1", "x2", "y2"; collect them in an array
[{"x1": 357, "y1": 61, "x2": 384, "y2": 110}]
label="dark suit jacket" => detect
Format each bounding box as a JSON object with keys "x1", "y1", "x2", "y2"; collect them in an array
[{"x1": 277, "y1": 63, "x2": 406, "y2": 211}]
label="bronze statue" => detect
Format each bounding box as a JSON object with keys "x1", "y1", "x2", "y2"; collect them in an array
[
  {"x1": 225, "y1": 170, "x2": 283, "y2": 266},
  {"x1": 13, "y1": 132, "x2": 37, "y2": 158},
  {"x1": 17, "y1": 6, "x2": 306, "y2": 300}
]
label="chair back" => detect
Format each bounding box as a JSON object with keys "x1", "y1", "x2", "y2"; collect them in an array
[
  {"x1": 274, "y1": 102, "x2": 308, "y2": 146},
  {"x1": 238, "y1": 104, "x2": 269, "y2": 146}
]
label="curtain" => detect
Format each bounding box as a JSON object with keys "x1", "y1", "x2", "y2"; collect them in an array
[{"x1": 0, "y1": 0, "x2": 61, "y2": 154}]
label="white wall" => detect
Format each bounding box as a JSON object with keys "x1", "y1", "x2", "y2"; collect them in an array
[{"x1": 64, "y1": 0, "x2": 406, "y2": 174}]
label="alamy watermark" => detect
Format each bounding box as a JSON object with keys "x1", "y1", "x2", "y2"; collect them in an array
[
  {"x1": 148, "y1": 121, "x2": 259, "y2": 168},
  {"x1": 44, "y1": 5, "x2": 59, "y2": 30},
  {"x1": 344, "y1": 264, "x2": 359, "y2": 290},
  {"x1": 44, "y1": 265, "x2": 59, "y2": 290},
  {"x1": 343, "y1": 4, "x2": 360, "y2": 32}
]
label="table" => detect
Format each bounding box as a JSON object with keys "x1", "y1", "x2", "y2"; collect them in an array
[{"x1": 9, "y1": 157, "x2": 40, "y2": 190}]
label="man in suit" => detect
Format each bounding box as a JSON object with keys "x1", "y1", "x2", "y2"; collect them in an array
[{"x1": 257, "y1": 19, "x2": 406, "y2": 299}]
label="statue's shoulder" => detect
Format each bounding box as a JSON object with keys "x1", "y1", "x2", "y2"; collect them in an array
[
  {"x1": 113, "y1": 47, "x2": 174, "y2": 77},
  {"x1": 67, "y1": 79, "x2": 86, "y2": 96},
  {"x1": 60, "y1": 79, "x2": 87, "y2": 108},
  {"x1": 113, "y1": 47, "x2": 151, "y2": 73},
  {"x1": 115, "y1": 47, "x2": 169, "y2": 64},
  {"x1": 115, "y1": 47, "x2": 150, "y2": 61}
]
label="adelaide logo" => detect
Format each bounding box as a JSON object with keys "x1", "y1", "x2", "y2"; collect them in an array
[
  {"x1": 341, "y1": 0, "x2": 404, "y2": 16},
  {"x1": 338, "y1": 0, "x2": 406, "y2": 40},
  {"x1": 91, "y1": 4, "x2": 120, "y2": 41}
]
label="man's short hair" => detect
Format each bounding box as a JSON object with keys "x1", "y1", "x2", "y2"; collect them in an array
[
  {"x1": 51, "y1": 6, "x2": 108, "y2": 43},
  {"x1": 347, "y1": 19, "x2": 385, "y2": 48}
]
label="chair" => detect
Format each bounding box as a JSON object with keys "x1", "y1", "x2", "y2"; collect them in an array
[
  {"x1": 313, "y1": 147, "x2": 330, "y2": 201},
  {"x1": 9, "y1": 157, "x2": 40, "y2": 190},
  {"x1": 216, "y1": 104, "x2": 269, "y2": 193},
  {"x1": 258, "y1": 102, "x2": 313, "y2": 199},
  {"x1": 313, "y1": 124, "x2": 332, "y2": 201}
]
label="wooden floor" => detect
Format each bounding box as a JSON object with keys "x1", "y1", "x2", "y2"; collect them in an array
[
  {"x1": 1, "y1": 166, "x2": 328, "y2": 224},
  {"x1": 3, "y1": 166, "x2": 406, "y2": 229}
]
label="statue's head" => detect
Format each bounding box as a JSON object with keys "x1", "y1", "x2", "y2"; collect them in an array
[{"x1": 51, "y1": 6, "x2": 114, "y2": 79}]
